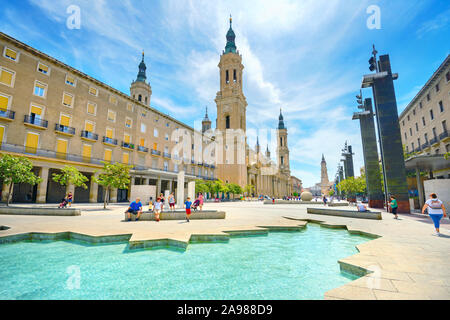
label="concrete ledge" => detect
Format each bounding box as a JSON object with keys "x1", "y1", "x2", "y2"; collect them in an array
[
  {"x1": 328, "y1": 202, "x2": 350, "y2": 207},
  {"x1": 125, "y1": 210, "x2": 226, "y2": 221},
  {"x1": 264, "y1": 200, "x2": 324, "y2": 205},
  {"x1": 307, "y1": 208, "x2": 382, "y2": 220},
  {"x1": 0, "y1": 207, "x2": 81, "y2": 216},
  {"x1": 0, "y1": 231, "x2": 132, "y2": 244}
]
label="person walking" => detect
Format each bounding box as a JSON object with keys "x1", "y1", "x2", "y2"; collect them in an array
[
  {"x1": 422, "y1": 193, "x2": 447, "y2": 236},
  {"x1": 67, "y1": 192, "x2": 73, "y2": 207},
  {"x1": 198, "y1": 192, "x2": 204, "y2": 211},
  {"x1": 168, "y1": 193, "x2": 176, "y2": 213},
  {"x1": 185, "y1": 197, "x2": 192, "y2": 223},
  {"x1": 389, "y1": 195, "x2": 399, "y2": 219},
  {"x1": 323, "y1": 195, "x2": 328, "y2": 206}
]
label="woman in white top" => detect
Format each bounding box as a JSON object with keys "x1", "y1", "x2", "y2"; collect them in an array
[{"x1": 422, "y1": 193, "x2": 447, "y2": 236}]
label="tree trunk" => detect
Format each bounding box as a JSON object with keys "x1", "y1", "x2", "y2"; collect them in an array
[
  {"x1": 103, "y1": 188, "x2": 108, "y2": 209},
  {"x1": 7, "y1": 183, "x2": 13, "y2": 207}
]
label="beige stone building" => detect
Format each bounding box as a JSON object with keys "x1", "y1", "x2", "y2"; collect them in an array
[
  {"x1": 399, "y1": 54, "x2": 450, "y2": 177},
  {"x1": 214, "y1": 18, "x2": 292, "y2": 197},
  {"x1": 0, "y1": 32, "x2": 216, "y2": 204}
]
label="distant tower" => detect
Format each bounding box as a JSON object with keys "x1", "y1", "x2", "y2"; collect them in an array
[
  {"x1": 215, "y1": 16, "x2": 248, "y2": 187},
  {"x1": 277, "y1": 109, "x2": 290, "y2": 173},
  {"x1": 202, "y1": 107, "x2": 212, "y2": 133},
  {"x1": 130, "y1": 51, "x2": 152, "y2": 106},
  {"x1": 320, "y1": 154, "x2": 330, "y2": 195},
  {"x1": 255, "y1": 136, "x2": 260, "y2": 154},
  {"x1": 265, "y1": 144, "x2": 271, "y2": 158}
]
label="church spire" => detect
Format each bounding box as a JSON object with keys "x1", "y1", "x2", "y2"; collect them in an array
[
  {"x1": 278, "y1": 108, "x2": 286, "y2": 129},
  {"x1": 224, "y1": 15, "x2": 237, "y2": 54},
  {"x1": 136, "y1": 50, "x2": 147, "y2": 82},
  {"x1": 203, "y1": 106, "x2": 210, "y2": 121}
]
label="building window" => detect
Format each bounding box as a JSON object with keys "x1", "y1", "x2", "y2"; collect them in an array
[
  {"x1": 430, "y1": 109, "x2": 434, "y2": 120},
  {"x1": 422, "y1": 117, "x2": 426, "y2": 126},
  {"x1": 409, "y1": 128, "x2": 412, "y2": 136},
  {"x1": 411, "y1": 142, "x2": 414, "y2": 151},
  {"x1": 402, "y1": 120, "x2": 405, "y2": 126},
  {"x1": 439, "y1": 101, "x2": 444, "y2": 113},
  {"x1": 107, "y1": 110, "x2": 116, "y2": 122},
  {"x1": 25, "y1": 132, "x2": 39, "y2": 154},
  {"x1": 226, "y1": 70, "x2": 229, "y2": 84},
  {"x1": 432, "y1": 127, "x2": 437, "y2": 138},
  {"x1": 407, "y1": 115, "x2": 410, "y2": 121},
  {"x1": 419, "y1": 102, "x2": 423, "y2": 109},
  {"x1": 89, "y1": 87, "x2": 98, "y2": 96},
  {"x1": 82, "y1": 144, "x2": 92, "y2": 161},
  {"x1": 233, "y1": 69, "x2": 237, "y2": 82},
  {"x1": 84, "y1": 121, "x2": 95, "y2": 133},
  {"x1": 412, "y1": 109, "x2": 416, "y2": 116},
  {"x1": 225, "y1": 115, "x2": 230, "y2": 129},
  {"x1": 415, "y1": 123, "x2": 419, "y2": 132},
  {"x1": 33, "y1": 81, "x2": 47, "y2": 98},
  {"x1": 124, "y1": 133, "x2": 131, "y2": 144},
  {"x1": 436, "y1": 83, "x2": 440, "y2": 92},
  {"x1": 87, "y1": 102, "x2": 97, "y2": 115},
  {"x1": 109, "y1": 95, "x2": 118, "y2": 105},
  {"x1": 164, "y1": 161, "x2": 169, "y2": 171},
  {"x1": 104, "y1": 149, "x2": 112, "y2": 162},
  {"x1": 106, "y1": 127, "x2": 114, "y2": 139},
  {"x1": 141, "y1": 109, "x2": 147, "y2": 117},
  {"x1": 166, "y1": 122, "x2": 170, "y2": 127},
  {"x1": 427, "y1": 93, "x2": 430, "y2": 101},
  {"x1": 140, "y1": 123, "x2": 146, "y2": 133},
  {"x1": 165, "y1": 133, "x2": 169, "y2": 141},
  {"x1": 59, "y1": 113, "x2": 71, "y2": 127},
  {"x1": 443, "y1": 120, "x2": 447, "y2": 133},
  {"x1": 138, "y1": 94, "x2": 142, "y2": 102},
  {"x1": 62, "y1": 92, "x2": 74, "y2": 108},
  {"x1": 65, "y1": 74, "x2": 76, "y2": 87},
  {"x1": 154, "y1": 128, "x2": 159, "y2": 137},
  {"x1": 37, "y1": 62, "x2": 50, "y2": 75},
  {"x1": 424, "y1": 133, "x2": 428, "y2": 143},
  {"x1": 56, "y1": 138, "x2": 68, "y2": 156},
  {"x1": 446, "y1": 71, "x2": 450, "y2": 82},
  {"x1": 0, "y1": 93, "x2": 11, "y2": 111},
  {"x1": 145, "y1": 96, "x2": 148, "y2": 105},
  {"x1": 3, "y1": 47, "x2": 19, "y2": 62},
  {"x1": 0, "y1": 67, "x2": 15, "y2": 87},
  {"x1": 404, "y1": 132, "x2": 407, "y2": 140},
  {"x1": 125, "y1": 117, "x2": 132, "y2": 128},
  {"x1": 122, "y1": 152, "x2": 129, "y2": 164}
]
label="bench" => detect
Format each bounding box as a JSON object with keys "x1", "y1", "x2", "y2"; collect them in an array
[
  {"x1": 328, "y1": 202, "x2": 350, "y2": 207},
  {"x1": 264, "y1": 200, "x2": 324, "y2": 205},
  {"x1": 307, "y1": 208, "x2": 382, "y2": 220},
  {"x1": 0, "y1": 207, "x2": 81, "y2": 216},
  {"x1": 125, "y1": 210, "x2": 226, "y2": 221}
]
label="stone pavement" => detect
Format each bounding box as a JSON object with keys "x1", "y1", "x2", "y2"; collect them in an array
[{"x1": 0, "y1": 201, "x2": 449, "y2": 300}]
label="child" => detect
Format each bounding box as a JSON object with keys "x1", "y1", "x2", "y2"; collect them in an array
[
  {"x1": 154, "y1": 198, "x2": 162, "y2": 222},
  {"x1": 389, "y1": 195, "x2": 399, "y2": 219},
  {"x1": 184, "y1": 197, "x2": 192, "y2": 222},
  {"x1": 168, "y1": 193, "x2": 176, "y2": 213},
  {"x1": 148, "y1": 197, "x2": 154, "y2": 212},
  {"x1": 67, "y1": 192, "x2": 73, "y2": 207}
]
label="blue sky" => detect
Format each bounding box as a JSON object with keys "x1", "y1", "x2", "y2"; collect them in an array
[{"x1": 1, "y1": 0, "x2": 449, "y2": 187}]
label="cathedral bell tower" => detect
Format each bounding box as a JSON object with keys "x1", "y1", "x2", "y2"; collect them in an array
[
  {"x1": 276, "y1": 109, "x2": 290, "y2": 174},
  {"x1": 215, "y1": 16, "x2": 248, "y2": 186},
  {"x1": 130, "y1": 51, "x2": 152, "y2": 106}
]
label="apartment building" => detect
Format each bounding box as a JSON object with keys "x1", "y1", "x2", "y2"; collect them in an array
[
  {"x1": 0, "y1": 32, "x2": 216, "y2": 204},
  {"x1": 400, "y1": 55, "x2": 450, "y2": 163}
]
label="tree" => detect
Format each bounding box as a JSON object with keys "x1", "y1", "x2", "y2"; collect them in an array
[
  {"x1": 195, "y1": 179, "x2": 210, "y2": 195},
  {"x1": 244, "y1": 184, "x2": 255, "y2": 197},
  {"x1": 0, "y1": 154, "x2": 42, "y2": 206},
  {"x1": 328, "y1": 189, "x2": 335, "y2": 197},
  {"x1": 227, "y1": 183, "x2": 243, "y2": 199},
  {"x1": 52, "y1": 165, "x2": 89, "y2": 197},
  {"x1": 94, "y1": 162, "x2": 131, "y2": 209}
]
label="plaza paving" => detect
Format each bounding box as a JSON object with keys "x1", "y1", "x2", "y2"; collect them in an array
[{"x1": 0, "y1": 201, "x2": 449, "y2": 300}]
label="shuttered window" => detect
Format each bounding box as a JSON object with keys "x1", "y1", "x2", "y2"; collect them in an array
[
  {"x1": 56, "y1": 139, "x2": 68, "y2": 155},
  {"x1": 87, "y1": 102, "x2": 96, "y2": 115},
  {"x1": 0, "y1": 94, "x2": 9, "y2": 111},
  {"x1": 89, "y1": 87, "x2": 98, "y2": 96},
  {"x1": 85, "y1": 121, "x2": 94, "y2": 132},
  {"x1": 0, "y1": 126, "x2": 4, "y2": 148},
  {"x1": 140, "y1": 138, "x2": 145, "y2": 147},
  {"x1": 82, "y1": 145, "x2": 92, "y2": 159},
  {"x1": 104, "y1": 149, "x2": 112, "y2": 162},
  {"x1": 122, "y1": 153, "x2": 129, "y2": 164},
  {"x1": 125, "y1": 118, "x2": 132, "y2": 128},
  {"x1": 66, "y1": 75, "x2": 76, "y2": 86},
  {"x1": 62, "y1": 93, "x2": 74, "y2": 107},
  {"x1": 31, "y1": 105, "x2": 43, "y2": 116},
  {"x1": 0, "y1": 68, "x2": 14, "y2": 86},
  {"x1": 107, "y1": 110, "x2": 116, "y2": 122},
  {"x1": 4, "y1": 48, "x2": 17, "y2": 61},
  {"x1": 60, "y1": 114, "x2": 71, "y2": 127},
  {"x1": 106, "y1": 128, "x2": 113, "y2": 139},
  {"x1": 37, "y1": 63, "x2": 49, "y2": 75},
  {"x1": 124, "y1": 134, "x2": 131, "y2": 144},
  {"x1": 25, "y1": 132, "x2": 39, "y2": 153}
]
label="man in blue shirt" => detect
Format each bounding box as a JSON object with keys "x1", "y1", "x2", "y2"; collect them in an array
[{"x1": 126, "y1": 197, "x2": 143, "y2": 221}]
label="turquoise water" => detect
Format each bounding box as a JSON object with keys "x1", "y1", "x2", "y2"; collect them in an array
[{"x1": 0, "y1": 225, "x2": 369, "y2": 300}]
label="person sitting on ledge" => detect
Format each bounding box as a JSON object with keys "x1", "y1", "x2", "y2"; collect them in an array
[
  {"x1": 126, "y1": 197, "x2": 143, "y2": 222},
  {"x1": 357, "y1": 203, "x2": 368, "y2": 212}
]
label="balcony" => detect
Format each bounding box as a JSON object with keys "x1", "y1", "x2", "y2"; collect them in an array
[
  {"x1": 81, "y1": 131, "x2": 99, "y2": 142},
  {"x1": 422, "y1": 142, "x2": 430, "y2": 150},
  {"x1": 102, "y1": 136, "x2": 118, "y2": 146},
  {"x1": 24, "y1": 115, "x2": 48, "y2": 129},
  {"x1": 0, "y1": 109, "x2": 15, "y2": 121},
  {"x1": 54, "y1": 123, "x2": 75, "y2": 136},
  {"x1": 121, "y1": 142, "x2": 135, "y2": 150},
  {"x1": 439, "y1": 130, "x2": 449, "y2": 142},
  {"x1": 151, "y1": 149, "x2": 161, "y2": 156},
  {"x1": 414, "y1": 147, "x2": 422, "y2": 153},
  {"x1": 137, "y1": 146, "x2": 149, "y2": 153},
  {"x1": 211, "y1": 164, "x2": 216, "y2": 169},
  {"x1": 430, "y1": 136, "x2": 439, "y2": 146},
  {"x1": 163, "y1": 152, "x2": 171, "y2": 159}
]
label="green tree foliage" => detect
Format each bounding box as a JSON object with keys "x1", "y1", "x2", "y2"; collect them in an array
[
  {"x1": 52, "y1": 165, "x2": 89, "y2": 193},
  {"x1": 244, "y1": 184, "x2": 255, "y2": 196},
  {"x1": 195, "y1": 179, "x2": 210, "y2": 195},
  {"x1": 328, "y1": 189, "x2": 335, "y2": 197},
  {"x1": 227, "y1": 183, "x2": 243, "y2": 198},
  {"x1": 337, "y1": 176, "x2": 366, "y2": 198},
  {"x1": 94, "y1": 162, "x2": 131, "y2": 209},
  {"x1": 0, "y1": 154, "x2": 42, "y2": 206}
]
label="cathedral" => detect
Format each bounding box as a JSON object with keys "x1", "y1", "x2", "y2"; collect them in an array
[{"x1": 207, "y1": 17, "x2": 292, "y2": 197}]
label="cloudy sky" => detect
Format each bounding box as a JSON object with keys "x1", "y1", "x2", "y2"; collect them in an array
[{"x1": 1, "y1": 0, "x2": 449, "y2": 187}]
